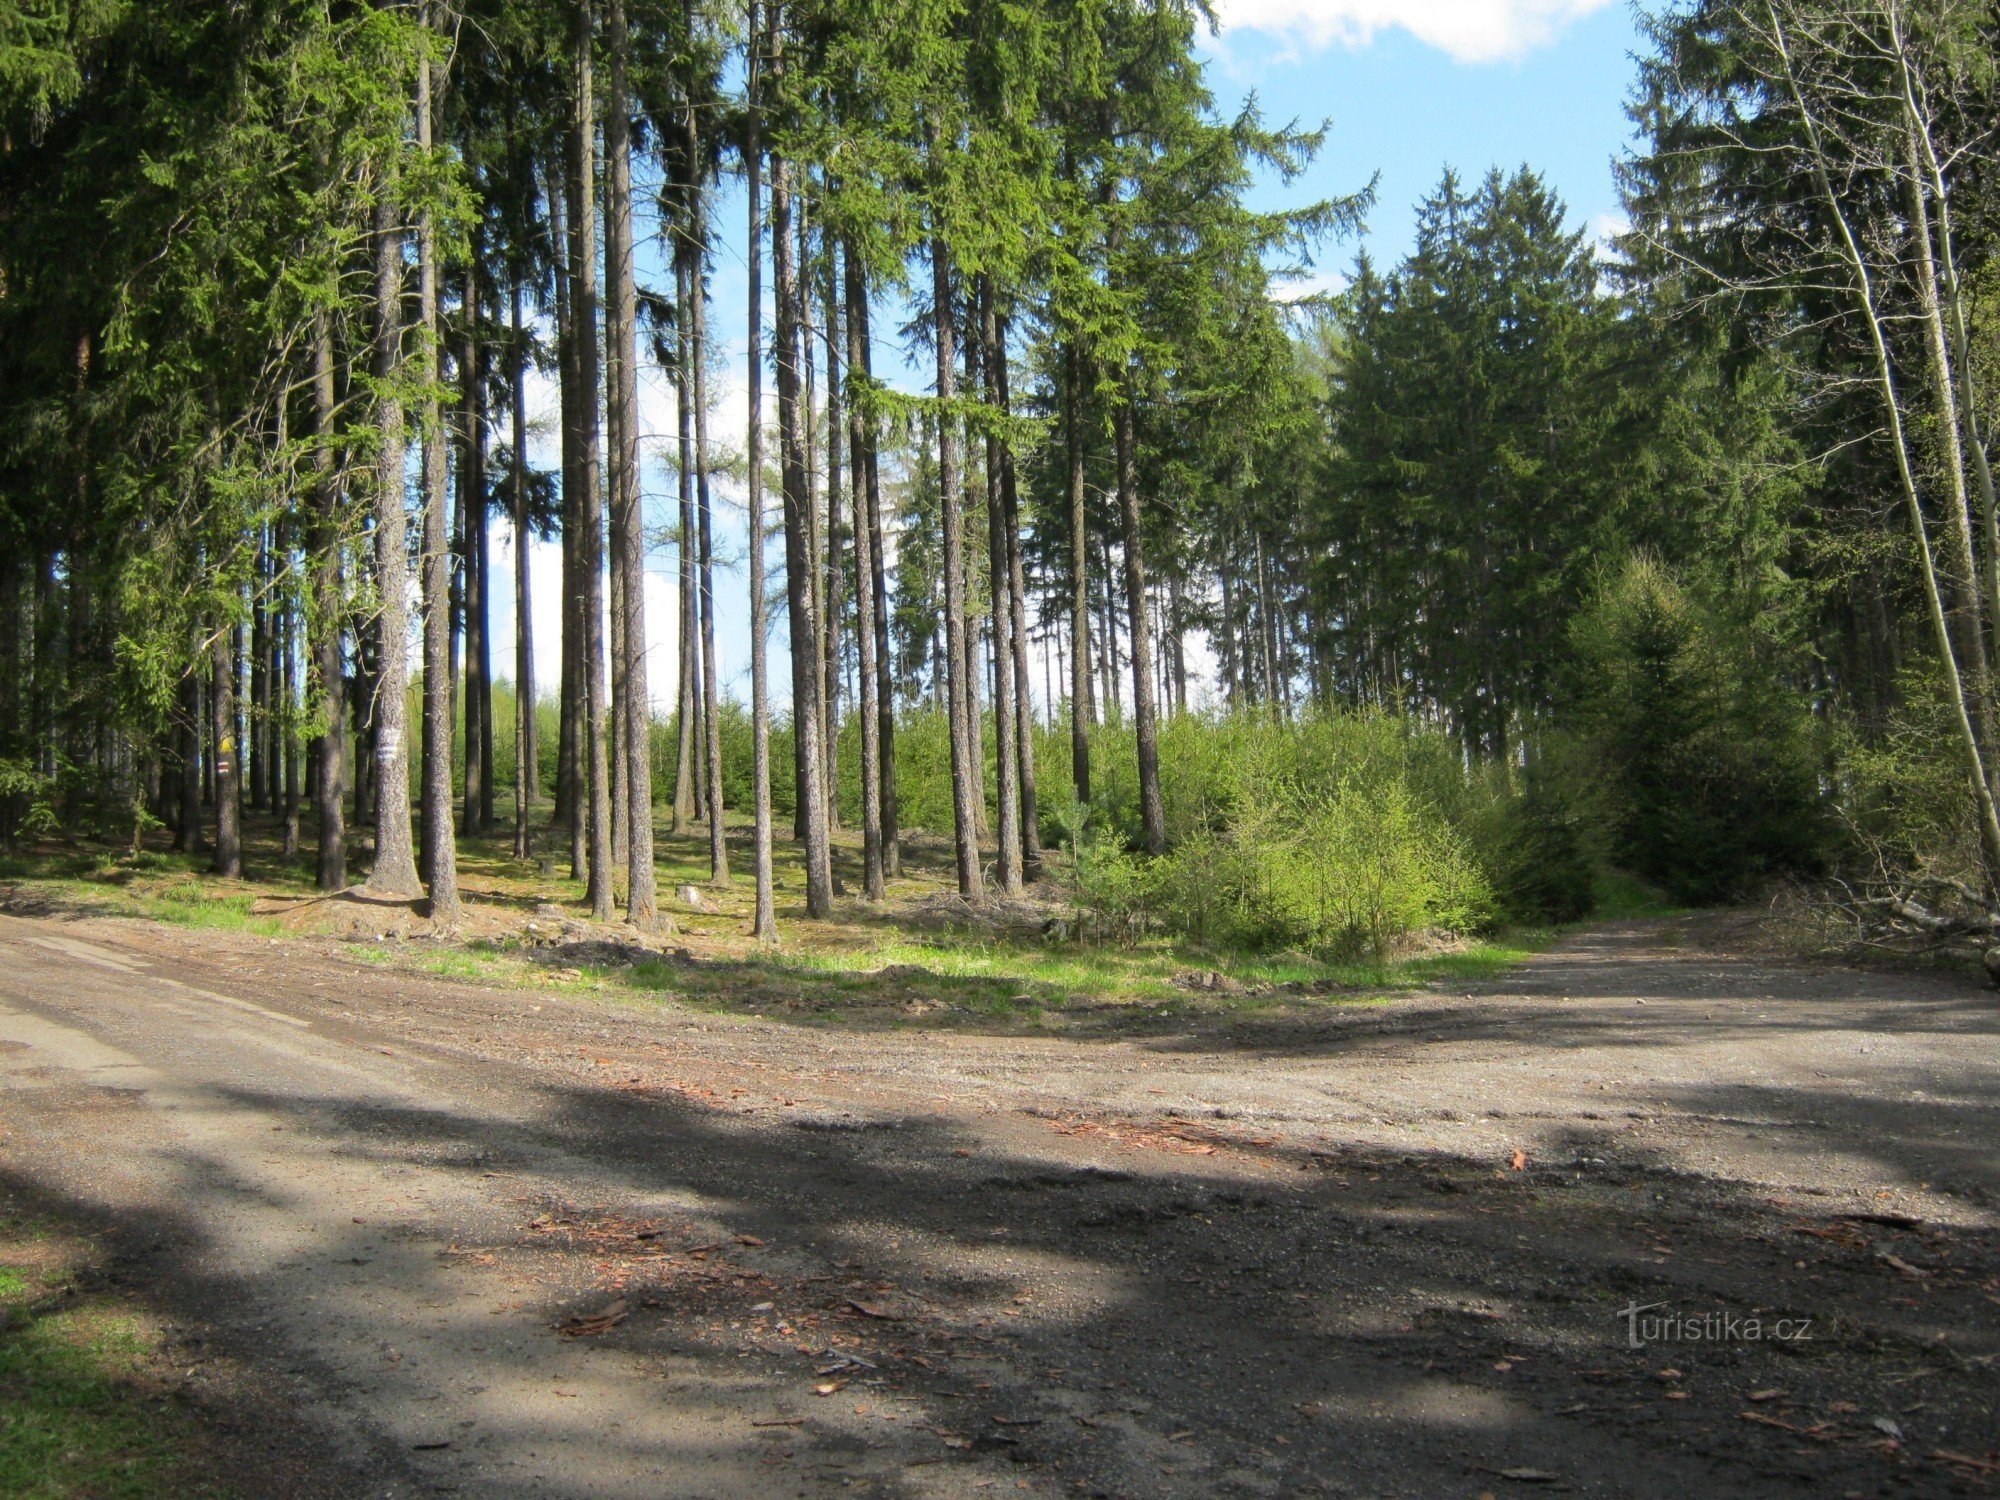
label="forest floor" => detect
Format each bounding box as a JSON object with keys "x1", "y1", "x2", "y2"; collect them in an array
[{"x1": 0, "y1": 826, "x2": 1998, "y2": 1497}]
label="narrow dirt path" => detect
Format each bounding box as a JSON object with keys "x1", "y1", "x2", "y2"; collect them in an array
[{"x1": 1, "y1": 910, "x2": 1995, "y2": 1497}]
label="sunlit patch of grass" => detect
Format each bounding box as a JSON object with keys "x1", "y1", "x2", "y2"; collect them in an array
[
  {"x1": 1592, "y1": 869, "x2": 1684, "y2": 921},
  {"x1": 140, "y1": 882, "x2": 283, "y2": 937}
]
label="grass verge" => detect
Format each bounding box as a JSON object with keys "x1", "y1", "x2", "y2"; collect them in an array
[{"x1": 0, "y1": 1207, "x2": 224, "y2": 1498}]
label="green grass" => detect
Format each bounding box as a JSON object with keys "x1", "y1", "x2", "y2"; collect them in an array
[
  {"x1": 0, "y1": 1213, "x2": 224, "y2": 1498},
  {"x1": 1591, "y1": 868, "x2": 1685, "y2": 921},
  {"x1": 2, "y1": 819, "x2": 1571, "y2": 1033},
  {"x1": 578, "y1": 922, "x2": 1562, "y2": 1033}
]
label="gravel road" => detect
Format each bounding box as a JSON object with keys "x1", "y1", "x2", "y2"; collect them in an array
[{"x1": 2, "y1": 909, "x2": 1996, "y2": 1498}]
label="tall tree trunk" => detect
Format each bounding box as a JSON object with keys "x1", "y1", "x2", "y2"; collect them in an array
[
  {"x1": 608, "y1": 460, "x2": 628, "y2": 870},
  {"x1": 1115, "y1": 394, "x2": 1164, "y2": 856},
  {"x1": 460, "y1": 267, "x2": 489, "y2": 836},
  {"x1": 995, "y1": 309, "x2": 1040, "y2": 875},
  {"x1": 606, "y1": 0, "x2": 657, "y2": 927},
  {"x1": 932, "y1": 236, "x2": 983, "y2": 897},
  {"x1": 250, "y1": 531, "x2": 269, "y2": 811},
  {"x1": 417, "y1": 39, "x2": 460, "y2": 922},
  {"x1": 212, "y1": 624, "x2": 243, "y2": 877},
  {"x1": 746, "y1": 0, "x2": 776, "y2": 939},
  {"x1": 311, "y1": 315, "x2": 348, "y2": 889},
  {"x1": 476, "y1": 472, "x2": 493, "y2": 827},
  {"x1": 770, "y1": 64, "x2": 833, "y2": 917},
  {"x1": 177, "y1": 667, "x2": 203, "y2": 853},
  {"x1": 796, "y1": 197, "x2": 825, "y2": 842},
  {"x1": 822, "y1": 234, "x2": 844, "y2": 835},
  {"x1": 510, "y1": 276, "x2": 536, "y2": 861},
  {"x1": 550, "y1": 162, "x2": 581, "y2": 852},
  {"x1": 1065, "y1": 341, "x2": 1091, "y2": 805},
  {"x1": 853, "y1": 266, "x2": 897, "y2": 876},
  {"x1": 367, "y1": 190, "x2": 422, "y2": 897},
  {"x1": 574, "y1": 0, "x2": 613, "y2": 920},
  {"x1": 352, "y1": 631, "x2": 375, "y2": 828},
  {"x1": 683, "y1": 100, "x2": 728, "y2": 888},
  {"x1": 980, "y1": 277, "x2": 1021, "y2": 892},
  {"x1": 844, "y1": 241, "x2": 885, "y2": 900},
  {"x1": 673, "y1": 242, "x2": 700, "y2": 836}
]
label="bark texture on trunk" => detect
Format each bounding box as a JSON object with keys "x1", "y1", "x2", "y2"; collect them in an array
[
  {"x1": 605, "y1": 0, "x2": 656, "y2": 927},
  {"x1": 510, "y1": 277, "x2": 535, "y2": 861},
  {"x1": 367, "y1": 191, "x2": 422, "y2": 897},
  {"x1": 575, "y1": 0, "x2": 613, "y2": 922},
  {"x1": 852, "y1": 268, "x2": 897, "y2": 877},
  {"x1": 933, "y1": 239, "x2": 983, "y2": 898},
  {"x1": 685, "y1": 134, "x2": 728, "y2": 887},
  {"x1": 1065, "y1": 342, "x2": 1091, "y2": 806},
  {"x1": 844, "y1": 243, "x2": 885, "y2": 900},
  {"x1": 1115, "y1": 395, "x2": 1164, "y2": 856},
  {"x1": 746, "y1": 0, "x2": 776, "y2": 940},
  {"x1": 311, "y1": 316, "x2": 348, "y2": 889},
  {"x1": 980, "y1": 278, "x2": 1021, "y2": 893},
  {"x1": 212, "y1": 627, "x2": 242, "y2": 877},
  {"x1": 771, "y1": 116, "x2": 833, "y2": 917},
  {"x1": 417, "y1": 44, "x2": 460, "y2": 921}
]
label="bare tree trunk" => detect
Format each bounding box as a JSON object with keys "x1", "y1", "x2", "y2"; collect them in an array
[
  {"x1": 1891, "y1": 18, "x2": 2000, "y2": 672},
  {"x1": 574, "y1": 0, "x2": 614, "y2": 920},
  {"x1": 416, "y1": 38, "x2": 460, "y2": 922},
  {"x1": 746, "y1": 0, "x2": 776, "y2": 940},
  {"x1": 608, "y1": 476, "x2": 628, "y2": 871},
  {"x1": 822, "y1": 236, "x2": 844, "y2": 836},
  {"x1": 367, "y1": 189, "x2": 422, "y2": 897},
  {"x1": 460, "y1": 267, "x2": 489, "y2": 837},
  {"x1": 551, "y1": 162, "x2": 582, "y2": 858},
  {"x1": 1765, "y1": 4, "x2": 2000, "y2": 882},
  {"x1": 933, "y1": 236, "x2": 982, "y2": 898},
  {"x1": 1065, "y1": 342, "x2": 1091, "y2": 806},
  {"x1": 213, "y1": 624, "x2": 243, "y2": 877},
  {"x1": 311, "y1": 316, "x2": 348, "y2": 888},
  {"x1": 510, "y1": 276, "x2": 535, "y2": 861},
  {"x1": 673, "y1": 243, "x2": 700, "y2": 836},
  {"x1": 250, "y1": 532, "x2": 269, "y2": 811},
  {"x1": 770, "y1": 61, "x2": 833, "y2": 917},
  {"x1": 797, "y1": 197, "x2": 829, "y2": 841},
  {"x1": 844, "y1": 241, "x2": 885, "y2": 900},
  {"x1": 980, "y1": 277, "x2": 1021, "y2": 893},
  {"x1": 994, "y1": 309, "x2": 1040, "y2": 875},
  {"x1": 177, "y1": 668, "x2": 203, "y2": 853},
  {"x1": 1114, "y1": 394, "x2": 1164, "y2": 855},
  {"x1": 853, "y1": 268, "x2": 897, "y2": 876},
  {"x1": 606, "y1": 0, "x2": 657, "y2": 927},
  {"x1": 281, "y1": 567, "x2": 301, "y2": 857},
  {"x1": 683, "y1": 104, "x2": 728, "y2": 887}
]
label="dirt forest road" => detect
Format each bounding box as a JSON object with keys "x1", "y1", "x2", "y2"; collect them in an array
[{"x1": 2, "y1": 909, "x2": 1997, "y2": 1499}]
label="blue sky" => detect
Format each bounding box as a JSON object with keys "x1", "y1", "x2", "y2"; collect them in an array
[
  {"x1": 487, "y1": 0, "x2": 1651, "y2": 714},
  {"x1": 1209, "y1": 1, "x2": 1644, "y2": 284}
]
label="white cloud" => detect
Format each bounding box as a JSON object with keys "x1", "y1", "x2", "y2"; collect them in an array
[{"x1": 1213, "y1": 0, "x2": 1615, "y2": 63}]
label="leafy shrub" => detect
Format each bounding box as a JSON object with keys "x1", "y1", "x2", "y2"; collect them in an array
[
  {"x1": 1839, "y1": 664, "x2": 1984, "y2": 886},
  {"x1": 1060, "y1": 710, "x2": 1498, "y2": 957},
  {"x1": 1569, "y1": 555, "x2": 1827, "y2": 904},
  {"x1": 1486, "y1": 771, "x2": 1596, "y2": 924}
]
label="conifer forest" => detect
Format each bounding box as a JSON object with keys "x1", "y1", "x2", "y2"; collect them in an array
[{"x1": 1, "y1": 3, "x2": 1998, "y2": 1496}]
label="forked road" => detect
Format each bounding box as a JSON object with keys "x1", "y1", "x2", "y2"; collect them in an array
[{"x1": 2, "y1": 907, "x2": 1996, "y2": 1498}]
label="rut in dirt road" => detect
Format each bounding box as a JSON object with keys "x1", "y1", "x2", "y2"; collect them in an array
[{"x1": 2, "y1": 910, "x2": 1997, "y2": 1498}]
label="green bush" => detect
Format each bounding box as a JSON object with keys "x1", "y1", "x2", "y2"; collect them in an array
[
  {"x1": 1486, "y1": 770, "x2": 1596, "y2": 924},
  {"x1": 1056, "y1": 709, "x2": 1498, "y2": 957},
  {"x1": 1569, "y1": 555, "x2": 1827, "y2": 904}
]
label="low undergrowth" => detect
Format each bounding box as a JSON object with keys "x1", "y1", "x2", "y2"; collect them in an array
[{"x1": 0, "y1": 1207, "x2": 221, "y2": 1498}]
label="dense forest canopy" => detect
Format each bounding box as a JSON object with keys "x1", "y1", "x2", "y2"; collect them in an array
[{"x1": 3, "y1": 0, "x2": 1998, "y2": 953}]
